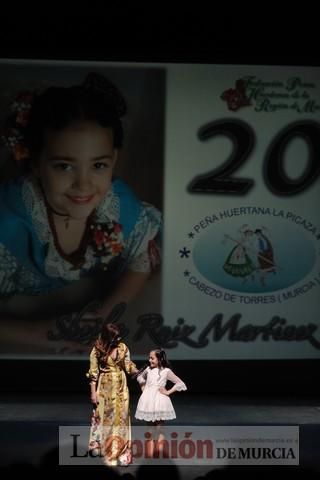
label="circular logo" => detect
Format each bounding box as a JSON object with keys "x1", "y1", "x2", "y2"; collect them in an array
[{"x1": 190, "y1": 217, "x2": 316, "y2": 293}]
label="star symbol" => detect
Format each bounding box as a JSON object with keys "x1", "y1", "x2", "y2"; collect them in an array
[
  {"x1": 179, "y1": 247, "x2": 191, "y2": 258},
  {"x1": 188, "y1": 232, "x2": 195, "y2": 239},
  {"x1": 184, "y1": 270, "x2": 190, "y2": 276}
]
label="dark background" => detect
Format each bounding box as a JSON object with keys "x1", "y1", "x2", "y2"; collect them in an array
[
  {"x1": 0, "y1": 7, "x2": 318, "y2": 66},
  {"x1": 1, "y1": 358, "x2": 318, "y2": 395}
]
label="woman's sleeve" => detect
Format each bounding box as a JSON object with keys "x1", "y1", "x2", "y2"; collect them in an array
[
  {"x1": 167, "y1": 369, "x2": 187, "y2": 392},
  {"x1": 123, "y1": 345, "x2": 137, "y2": 375},
  {"x1": 86, "y1": 348, "x2": 99, "y2": 382},
  {"x1": 126, "y1": 203, "x2": 162, "y2": 273},
  {"x1": 137, "y1": 368, "x2": 148, "y2": 385}
]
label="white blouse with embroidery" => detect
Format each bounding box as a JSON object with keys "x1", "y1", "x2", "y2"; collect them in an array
[
  {"x1": 0, "y1": 176, "x2": 162, "y2": 297},
  {"x1": 22, "y1": 177, "x2": 161, "y2": 281}
]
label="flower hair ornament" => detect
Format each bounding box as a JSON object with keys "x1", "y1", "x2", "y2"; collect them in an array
[{"x1": 0, "y1": 91, "x2": 34, "y2": 165}]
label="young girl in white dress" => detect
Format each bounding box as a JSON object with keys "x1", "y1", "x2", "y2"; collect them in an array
[{"x1": 135, "y1": 348, "x2": 187, "y2": 423}]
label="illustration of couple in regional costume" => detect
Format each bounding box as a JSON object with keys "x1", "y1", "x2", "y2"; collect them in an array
[{"x1": 223, "y1": 224, "x2": 277, "y2": 286}]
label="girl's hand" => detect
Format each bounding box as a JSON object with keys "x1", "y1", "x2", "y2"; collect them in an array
[{"x1": 159, "y1": 387, "x2": 169, "y2": 396}]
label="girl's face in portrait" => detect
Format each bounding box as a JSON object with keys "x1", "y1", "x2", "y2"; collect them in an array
[
  {"x1": 149, "y1": 351, "x2": 159, "y2": 368},
  {"x1": 34, "y1": 120, "x2": 117, "y2": 220}
]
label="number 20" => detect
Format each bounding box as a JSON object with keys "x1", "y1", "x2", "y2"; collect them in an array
[{"x1": 188, "y1": 119, "x2": 320, "y2": 196}]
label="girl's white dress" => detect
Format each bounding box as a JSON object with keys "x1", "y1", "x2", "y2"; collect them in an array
[{"x1": 135, "y1": 367, "x2": 187, "y2": 422}]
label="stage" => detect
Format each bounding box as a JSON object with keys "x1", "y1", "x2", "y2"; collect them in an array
[{"x1": 1, "y1": 392, "x2": 319, "y2": 477}]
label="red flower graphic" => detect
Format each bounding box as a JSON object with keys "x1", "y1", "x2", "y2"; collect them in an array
[
  {"x1": 221, "y1": 79, "x2": 251, "y2": 111},
  {"x1": 89, "y1": 221, "x2": 124, "y2": 270}
]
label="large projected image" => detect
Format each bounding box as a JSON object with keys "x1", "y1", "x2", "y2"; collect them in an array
[
  {"x1": 0, "y1": 60, "x2": 164, "y2": 358},
  {"x1": 0, "y1": 60, "x2": 319, "y2": 361}
]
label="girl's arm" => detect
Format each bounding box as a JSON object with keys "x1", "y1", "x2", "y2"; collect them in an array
[
  {"x1": 0, "y1": 271, "x2": 148, "y2": 355},
  {"x1": 97, "y1": 207, "x2": 161, "y2": 319},
  {"x1": 0, "y1": 314, "x2": 90, "y2": 355},
  {"x1": 159, "y1": 369, "x2": 187, "y2": 396},
  {"x1": 96, "y1": 270, "x2": 150, "y2": 319}
]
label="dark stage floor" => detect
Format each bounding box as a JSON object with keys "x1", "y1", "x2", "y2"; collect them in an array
[{"x1": 0, "y1": 392, "x2": 319, "y2": 478}]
